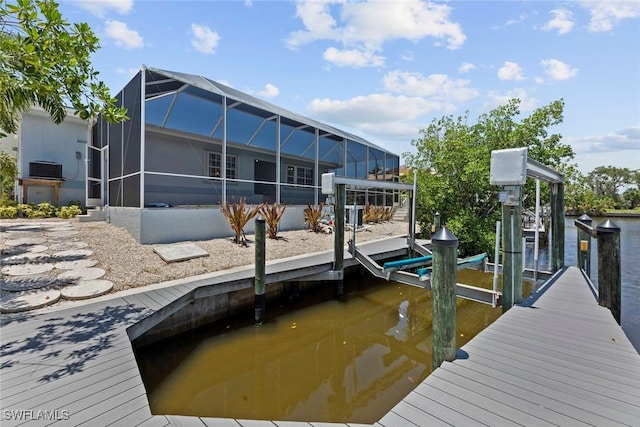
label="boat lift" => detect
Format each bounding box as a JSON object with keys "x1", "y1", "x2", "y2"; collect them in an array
[{"x1": 320, "y1": 172, "x2": 500, "y2": 305}]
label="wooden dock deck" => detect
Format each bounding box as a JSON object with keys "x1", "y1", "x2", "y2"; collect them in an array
[{"x1": 1, "y1": 238, "x2": 639, "y2": 426}]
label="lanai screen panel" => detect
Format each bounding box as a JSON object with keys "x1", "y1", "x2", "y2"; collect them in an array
[
  {"x1": 346, "y1": 140, "x2": 367, "y2": 179},
  {"x1": 225, "y1": 103, "x2": 277, "y2": 204},
  {"x1": 108, "y1": 91, "x2": 124, "y2": 206},
  {"x1": 319, "y1": 134, "x2": 345, "y2": 178},
  {"x1": 123, "y1": 73, "x2": 141, "y2": 177},
  {"x1": 109, "y1": 72, "x2": 141, "y2": 207}
]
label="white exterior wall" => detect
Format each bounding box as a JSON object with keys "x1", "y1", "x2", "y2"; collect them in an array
[
  {"x1": 109, "y1": 205, "x2": 308, "y2": 244},
  {"x1": 18, "y1": 108, "x2": 88, "y2": 205}
]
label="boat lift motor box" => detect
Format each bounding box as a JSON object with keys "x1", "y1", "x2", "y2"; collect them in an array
[{"x1": 490, "y1": 147, "x2": 527, "y2": 186}]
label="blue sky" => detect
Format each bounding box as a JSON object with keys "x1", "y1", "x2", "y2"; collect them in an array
[{"x1": 59, "y1": 0, "x2": 640, "y2": 173}]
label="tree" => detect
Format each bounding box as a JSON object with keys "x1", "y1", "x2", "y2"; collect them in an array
[
  {"x1": 586, "y1": 166, "x2": 634, "y2": 208},
  {"x1": 404, "y1": 99, "x2": 574, "y2": 257},
  {"x1": 0, "y1": 151, "x2": 18, "y2": 199},
  {"x1": 0, "y1": 0, "x2": 127, "y2": 136}
]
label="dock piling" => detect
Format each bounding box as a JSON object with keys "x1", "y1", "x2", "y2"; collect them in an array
[
  {"x1": 334, "y1": 183, "x2": 346, "y2": 298},
  {"x1": 255, "y1": 216, "x2": 266, "y2": 325},
  {"x1": 432, "y1": 226, "x2": 458, "y2": 370},
  {"x1": 577, "y1": 214, "x2": 592, "y2": 277},
  {"x1": 597, "y1": 220, "x2": 621, "y2": 324},
  {"x1": 433, "y1": 212, "x2": 441, "y2": 233}
]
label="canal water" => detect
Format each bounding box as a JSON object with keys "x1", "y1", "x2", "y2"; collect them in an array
[
  {"x1": 525, "y1": 217, "x2": 640, "y2": 349},
  {"x1": 136, "y1": 269, "x2": 505, "y2": 423},
  {"x1": 136, "y1": 217, "x2": 638, "y2": 423}
]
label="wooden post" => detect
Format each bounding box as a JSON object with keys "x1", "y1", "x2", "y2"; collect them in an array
[
  {"x1": 432, "y1": 226, "x2": 458, "y2": 370},
  {"x1": 255, "y1": 216, "x2": 266, "y2": 325},
  {"x1": 433, "y1": 212, "x2": 441, "y2": 233},
  {"x1": 334, "y1": 183, "x2": 345, "y2": 298},
  {"x1": 550, "y1": 182, "x2": 565, "y2": 272},
  {"x1": 501, "y1": 202, "x2": 523, "y2": 312},
  {"x1": 577, "y1": 214, "x2": 592, "y2": 277},
  {"x1": 288, "y1": 281, "x2": 300, "y2": 303},
  {"x1": 597, "y1": 220, "x2": 621, "y2": 324}
]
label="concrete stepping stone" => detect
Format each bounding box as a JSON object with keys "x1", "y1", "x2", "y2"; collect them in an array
[
  {"x1": 54, "y1": 258, "x2": 98, "y2": 270},
  {"x1": 4, "y1": 231, "x2": 42, "y2": 239},
  {"x1": 153, "y1": 242, "x2": 209, "y2": 263},
  {"x1": 45, "y1": 224, "x2": 73, "y2": 231},
  {"x1": 0, "y1": 288, "x2": 61, "y2": 313},
  {"x1": 1, "y1": 262, "x2": 54, "y2": 276},
  {"x1": 61, "y1": 279, "x2": 113, "y2": 300},
  {"x1": 50, "y1": 241, "x2": 88, "y2": 251},
  {"x1": 0, "y1": 275, "x2": 60, "y2": 292},
  {"x1": 25, "y1": 244, "x2": 48, "y2": 253},
  {"x1": 4, "y1": 237, "x2": 47, "y2": 246},
  {"x1": 3, "y1": 224, "x2": 45, "y2": 232},
  {"x1": 58, "y1": 267, "x2": 106, "y2": 282},
  {"x1": 47, "y1": 230, "x2": 79, "y2": 238},
  {"x1": 1, "y1": 245, "x2": 48, "y2": 256},
  {"x1": 52, "y1": 249, "x2": 94, "y2": 259},
  {"x1": 2, "y1": 252, "x2": 47, "y2": 263}
]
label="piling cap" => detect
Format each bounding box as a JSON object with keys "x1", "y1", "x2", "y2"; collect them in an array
[
  {"x1": 578, "y1": 214, "x2": 592, "y2": 223},
  {"x1": 256, "y1": 215, "x2": 265, "y2": 223},
  {"x1": 432, "y1": 226, "x2": 459, "y2": 247},
  {"x1": 597, "y1": 219, "x2": 620, "y2": 233}
]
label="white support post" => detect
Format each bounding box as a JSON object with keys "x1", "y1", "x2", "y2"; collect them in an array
[
  {"x1": 493, "y1": 220, "x2": 501, "y2": 307},
  {"x1": 534, "y1": 178, "x2": 541, "y2": 281}
]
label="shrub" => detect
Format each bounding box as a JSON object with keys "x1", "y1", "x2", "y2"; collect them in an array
[
  {"x1": 220, "y1": 197, "x2": 263, "y2": 246},
  {"x1": 35, "y1": 202, "x2": 57, "y2": 217},
  {"x1": 304, "y1": 202, "x2": 325, "y2": 233},
  {"x1": 57, "y1": 205, "x2": 83, "y2": 218},
  {"x1": 17, "y1": 203, "x2": 33, "y2": 217},
  {"x1": 382, "y1": 206, "x2": 395, "y2": 222},
  {"x1": 0, "y1": 205, "x2": 17, "y2": 218},
  {"x1": 260, "y1": 202, "x2": 286, "y2": 239}
]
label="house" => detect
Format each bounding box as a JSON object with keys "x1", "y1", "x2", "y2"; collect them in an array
[
  {"x1": 0, "y1": 107, "x2": 89, "y2": 206},
  {"x1": 3, "y1": 66, "x2": 403, "y2": 244},
  {"x1": 89, "y1": 66, "x2": 402, "y2": 244}
]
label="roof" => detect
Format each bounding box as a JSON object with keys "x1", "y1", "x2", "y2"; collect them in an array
[{"x1": 144, "y1": 66, "x2": 396, "y2": 156}]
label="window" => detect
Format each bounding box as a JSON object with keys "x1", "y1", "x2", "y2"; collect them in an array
[
  {"x1": 286, "y1": 165, "x2": 313, "y2": 186},
  {"x1": 207, "y1": 152, "x2": 236, "y2": 179}
]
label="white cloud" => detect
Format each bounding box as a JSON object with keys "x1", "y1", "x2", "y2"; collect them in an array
[
  {"x1": 542, "y1": 9, "x2": 574, "y2": 35},
  {"x1": 191, "y1": 24, "x2": 220, "y2": 54},
  {"x1": 401, "y1": 50, "x2": 415, "y2": 62},
  {"x1": 287, "y1": 0, "x2": 466, "y2": 67},
  {"x1": 255, "y1": 83, "x2": 280, "y2": 98},
  {"x1": 71, "y1": 0, "x2": 133, "y2": 17},
  {"x1": 570, "y1": 125, "x2": 640, "y2": 153},
  {"x1": 116, "y1": 67, "x2": 139, "y2": 77},
  {"x1": 459, "y1": 62, "x2": 476, "y2": 73},
  {"x1": 323, "y1": 47, "x2": 384, "y2": 68},
  {"x1": 484, "y1": 89, "x2": 538, "y2": 112},
  {"x1": 492, "y1": 13, "x2": 527, "y2": 30},
  {"x1": 540, "y1": 59, "x2": 578, "y2": 80},
  {"x1": 498, "y1": 61, "x2": 525, "y2": 81},
  {"x1": 309, "y1": 93, "x2": 443, "y2": 126},
  {"x1": 104, "y1": 20, "x2": 143, "y2": 49},
  {"x1": 383, "y1": 70, "x2": 478, "y2": 102},
  {"x1": 580, "y1": 1, "x2": 640, "y2": 32}
]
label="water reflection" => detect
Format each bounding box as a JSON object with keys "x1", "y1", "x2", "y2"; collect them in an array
[{"x1": 137, "y1": 272, "x2": 501, "y2": 423}]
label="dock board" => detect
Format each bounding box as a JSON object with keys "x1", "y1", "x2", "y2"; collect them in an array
[
  {"x1": 380, "y1": 267, "x2": 640, "y2": 427},
  {"x1": 1, "y1": 237, "x2": 638, "y2": 427}
]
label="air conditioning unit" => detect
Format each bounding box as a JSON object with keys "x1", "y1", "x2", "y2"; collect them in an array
[{"x1": 29, "y1": 161, "x2": 63, "y2": 180}]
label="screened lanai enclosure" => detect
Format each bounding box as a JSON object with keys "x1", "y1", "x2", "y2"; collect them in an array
[{"x1": 89, "y1": 67, "x2": 401, "y2": 243}]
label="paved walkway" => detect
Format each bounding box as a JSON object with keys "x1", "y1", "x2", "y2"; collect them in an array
[{"x1": 0, "y1": 221, "x2": 113, "y2": 313}]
